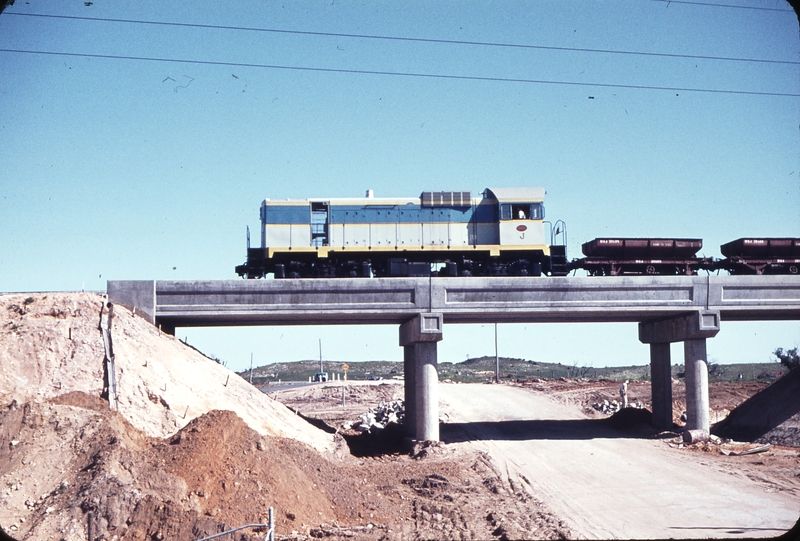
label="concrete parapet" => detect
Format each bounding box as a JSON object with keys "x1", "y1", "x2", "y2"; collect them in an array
[
  {"x1": 107, "y1": 280, "x2": 156, "y2": 324},
  {"x1": 638, "y1": 310, "x2": 720, "y2": 344}
]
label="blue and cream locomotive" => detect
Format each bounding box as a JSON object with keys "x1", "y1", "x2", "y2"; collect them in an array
[{"x1": 235, "y1": 188, "x2": 569, "y2": 278}]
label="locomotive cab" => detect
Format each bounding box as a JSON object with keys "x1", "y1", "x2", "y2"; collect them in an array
[
  {"x1": 486, "y1": 188, "x2": 546, "y2": 246},
  {"x1": 479, "y1": 187, "x2": 568, "y2": 276},
  {"x1": 484, "y1": 187, "x2": 547, "y2": 248}
]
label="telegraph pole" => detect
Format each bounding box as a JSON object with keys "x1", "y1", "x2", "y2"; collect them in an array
[{"x1": 495, "y1": 323, "x2": 499, "y2": 383}]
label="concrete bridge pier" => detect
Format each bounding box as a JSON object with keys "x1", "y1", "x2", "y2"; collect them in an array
[
  {"x1": 648, "y1": 342, "x2": 673, "y2": 430},
  {"x1": 639, "y1": 311, "x2": 720, "y2": 433},
  {"x1": 684, "y1": 338, "x2": 710, "y2": 432},
  {"x1": 399, "y1": 313, "x2": 443, "y2": 442}
]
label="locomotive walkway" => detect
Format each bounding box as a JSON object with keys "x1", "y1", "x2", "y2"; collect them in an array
[{"x1": 108, "y1": 276, "x2": 800, "y2": 442}]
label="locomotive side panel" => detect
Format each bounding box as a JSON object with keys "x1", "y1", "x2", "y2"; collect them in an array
[
  {"x1": 263, "y1": 202, "x2": 311, "y2": 249},
  {"x1": 472, "y1": 200, "x2": 499, "y2": 245},
  {"x1": 327, "y1": 201, "x2": 475, "y2": 248}
]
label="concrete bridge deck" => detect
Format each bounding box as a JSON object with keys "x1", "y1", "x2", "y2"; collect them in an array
[{"x1": 108, "y1": 275, "x2": 800, "y2": 329}]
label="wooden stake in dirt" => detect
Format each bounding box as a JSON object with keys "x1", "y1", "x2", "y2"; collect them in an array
[{"x1": 99, "y1": 301, "x2": 118, "y2": 410}]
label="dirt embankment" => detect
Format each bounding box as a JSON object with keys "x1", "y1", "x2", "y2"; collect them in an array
[{"x1": 0, "y1": 293, "x2": 571, "y2": 540}]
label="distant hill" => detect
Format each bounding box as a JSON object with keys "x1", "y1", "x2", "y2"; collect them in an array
[{"x1": 238, "y1": 356, "x2": 788, "y2": 385}]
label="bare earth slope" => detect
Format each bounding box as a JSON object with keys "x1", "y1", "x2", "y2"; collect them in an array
[
  {"x1": 439, "y1": 383, "x2": 800, "y2": 539},
  {"x1": 0, "y1": 292, "x2": 336, "y2": 452}
]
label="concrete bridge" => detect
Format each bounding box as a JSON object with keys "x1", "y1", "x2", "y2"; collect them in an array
[{"x1": 108, "y1": 276, "x2": 800, "y2": 442}]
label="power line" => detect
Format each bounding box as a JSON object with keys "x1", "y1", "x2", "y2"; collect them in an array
[
  {"x1": 6, "y1": 12, "x2": 799, "y2": 67},
  {"x1": 650, "y1": 0, "x2": 795, "y2": 12},
  {"x1": 2, "y1": 47, "x2": 798, "y2": 97}
]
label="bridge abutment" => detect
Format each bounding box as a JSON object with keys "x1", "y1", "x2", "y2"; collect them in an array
[
  {"x1": 639, "y1": 310, "x2": 720, "y2": 433},
  {"x1": 399, "y1": 313, "x2": 443, "y2": 442}
]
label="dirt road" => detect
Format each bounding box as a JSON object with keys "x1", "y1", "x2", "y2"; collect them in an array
[{"x1": 438, "y1": 383, "x2": 798, "y2": 539}]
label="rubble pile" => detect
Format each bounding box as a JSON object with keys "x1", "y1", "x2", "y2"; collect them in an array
[
  {"x1": 592, "y1": 399, "x2": 645, "y2": 415},
  {"x1": 343, "y1": 399, "x2": 405, "y2": 433}
]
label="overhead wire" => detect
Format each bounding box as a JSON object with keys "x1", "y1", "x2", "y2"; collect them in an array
[
  {"x1": 2, "y1": 47, "x2": 797, "y2": 97},
  {"x1": 5, "y1": 12, "x2": 799, "y2": 66},
  {"x1": 649, "y1": 0, "x2": 795, "y2": 12}
]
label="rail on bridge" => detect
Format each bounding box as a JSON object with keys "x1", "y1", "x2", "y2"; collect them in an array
[{"x1": 108, "y1": 276, "x2": 800, "y2": 442}]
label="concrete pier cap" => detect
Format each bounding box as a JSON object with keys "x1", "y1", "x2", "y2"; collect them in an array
[
  {"x1": 399, "y1": 313, "x2": 444, "y2": 346},
  {"x1": 638, "y1": 310, "x2": 720, "y2": 344}
]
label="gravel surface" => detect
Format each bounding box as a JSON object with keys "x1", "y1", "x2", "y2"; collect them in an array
[{"x1": 439, "y1": 382, "x2": 799, "y2": 539}]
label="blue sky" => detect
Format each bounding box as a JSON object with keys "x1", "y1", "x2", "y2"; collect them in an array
[{"x1": 1, "y1": 0, "x2": 798, "y2": 372}]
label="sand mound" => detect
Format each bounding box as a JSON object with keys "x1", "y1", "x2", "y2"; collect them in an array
[
  {"x1": 0, "y1": 395, "x2": 336, "y2": 539},
  {"x1": 0, "y1": 292, "x2": 336, "y2": 453}
]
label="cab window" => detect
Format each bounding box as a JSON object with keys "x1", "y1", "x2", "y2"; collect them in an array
[{"x1": 501, "y1": 203, "x2": 543, "y2": 220}]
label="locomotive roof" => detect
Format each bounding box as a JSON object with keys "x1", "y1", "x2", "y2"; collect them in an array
[
  {"x1": 262, "y1": 187, "x2": 546, "y2": 205},
  {"x1": 485, "y1": 187, "x2": 546, "y2": 202}
]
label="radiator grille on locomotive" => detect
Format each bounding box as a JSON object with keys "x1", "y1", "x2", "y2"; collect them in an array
[{"x1": 421, "y1": 191, "x2": 472, "y2": 207}]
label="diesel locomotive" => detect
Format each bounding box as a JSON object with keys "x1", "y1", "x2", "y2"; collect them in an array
[
  {"x1": 235, "y1": 187, "x2": 800, "y2": 279},
  {"x1": 236, "y1": 187, "x2": 568, "y2": 278}
]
